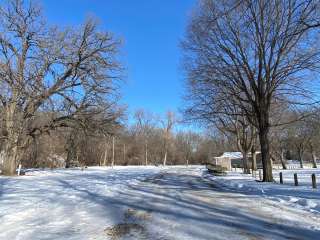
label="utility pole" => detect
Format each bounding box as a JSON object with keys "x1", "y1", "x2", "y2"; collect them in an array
[
  {"x1": 145, "y1": 141, "x2": 148, "y2": 166},
  {"x1": 112, "y1": 136, "x2": 115, "y2": 168},
  {"x1": 123, "y1": 143, "x2": 126, "y2": 163},
  {"x1": 103, "y1": 141, "x2": 108, "y2": 166}
]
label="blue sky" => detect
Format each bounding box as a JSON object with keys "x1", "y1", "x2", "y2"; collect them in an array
[{"x1": 42, "y1": 0, "x2": 196, "y2": 118}]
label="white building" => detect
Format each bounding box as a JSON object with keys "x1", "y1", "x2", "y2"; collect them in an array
[{"x1": 213, "y1": 152, "x2": 261, "y2": 170}]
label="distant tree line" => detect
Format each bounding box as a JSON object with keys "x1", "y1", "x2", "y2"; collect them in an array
[
  {"x1": 3, "y1": 108, "x2": 231, "y2": 168},
  {"x1": 1, "y1": 0, "x2": 320, "y2": 176},
  {"x1": 18, "y1": 107, "x2": 320, "y2": 170}
]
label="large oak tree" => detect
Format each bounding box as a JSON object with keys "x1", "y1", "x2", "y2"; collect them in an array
[
  {"x1": 0, "y1": 0, "x2": 122, "y2": 175},
  {"x1": 182, "y1": 0, "x2": 320, "y2": 181}
]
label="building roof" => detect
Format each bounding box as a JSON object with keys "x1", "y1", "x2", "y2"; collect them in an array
[
  {"x1": 217, "y1": 152, "x2": 243, "y2": 159},
  {"x1": 215, "y1": 151, "x2": 261, "y2": 160}
]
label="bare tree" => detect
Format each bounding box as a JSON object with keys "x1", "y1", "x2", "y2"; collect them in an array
[
  {"x1": 134, "y1": 109, "x2": 156, "y2": 165},
  {"x1": 251, "y1": 135, "x2": 258, "y2": 171},
  {"x1": 182, "y1": 0, "x2": 320, "y2": 181},
  {"x1": 175, "y1": 131, "x2": 201, "y2": 166},
  {"x1": 218, "y1": 109, "x2": 256, "y2": 174},
  {"x1": 286, "y1": 117, "x2": 312, "y2": 168},
  {"x1": 0, "y1": 0, "x2": 122, "y2": 175},
  {"x1": 305, "y1": 112, "x2": 320, "y2": 168},
  {"x1": 161, "y1": 111, "x2": 176, "y2": 166},
  {"x1": 102, "y1": 137, "x2": 110, "y2": 166},
  {"x1": 270, "y1": 128, "x2": 288, "y2": 170}
]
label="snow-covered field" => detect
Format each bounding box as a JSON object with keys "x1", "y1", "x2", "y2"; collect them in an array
[
  {"x1": 211, "y1": 168, "x2": 320, "y2": 212},
  {"x1": 0, "y1": 166, "x2": 320, "y2": 240}
]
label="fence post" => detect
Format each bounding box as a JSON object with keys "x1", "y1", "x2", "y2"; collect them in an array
[
  {"x1": 280, "y1": 172, "x2": 283, "y2": 184},
  {"x1": 312, "y1": 174, "x2": 317, "y2": 189},
  {"x1": 259, "y1": 170, "x2": 262, "y2": 181},
  {"x1": 17, "y1": 164, "x2": 22, "y2": 176},
  {"x1": 294, "y1": 173, "x2": 298, "y2": 186}
]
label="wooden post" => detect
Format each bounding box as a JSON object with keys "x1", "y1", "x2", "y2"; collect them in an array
[
  {"x1": 279, "y1": 172, "x2": 283, "y2": 184},
  {"x1": 259, "y1": 170, "x2": 262, "y2": 181},
  {"x1": 312, "y1": 174, "x2": 317, "y2": 189},
  {"x1": 294, "y1": 173, "x2": 298, "y2": 186}
]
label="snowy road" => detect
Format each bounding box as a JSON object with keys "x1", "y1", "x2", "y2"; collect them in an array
[{"x1": 1, "y1": 166, "x2": 320, "y2": 240}]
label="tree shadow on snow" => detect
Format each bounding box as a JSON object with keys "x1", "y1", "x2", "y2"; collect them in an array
[{"x1": 51, "y1": 171, "x2": 320, "y2": 240}]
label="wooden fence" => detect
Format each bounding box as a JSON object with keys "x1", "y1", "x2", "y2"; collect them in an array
[{"x1": 232, "y1": 167, "x2": 318, "y2": 189}]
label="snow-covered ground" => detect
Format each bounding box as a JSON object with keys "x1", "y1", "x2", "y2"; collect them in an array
[
  {"x1": 210, "y1": 168, "x2": 320, "y2": 213},
  {"x1": 0, "y1": 166, "x2": 320, "y2": 240}
]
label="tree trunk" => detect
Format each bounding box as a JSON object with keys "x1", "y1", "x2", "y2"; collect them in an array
[
  {"x1": 242, "y1": 151, "x2": 250, "y2": 174},
  {"x1": 32, "y1": 138, "x2": 39, "y2": 167},
  {"x1": 298, "y1": 149, "x2": 304, "y2": 168},
  {"x1": 2, "y1": 131, "x2": 30, "y2": 175},
  {"x1": 259, "y1": 126, "x2": 273, "y2": 182},
  {"x1": 312, "y1": 151, "x2": 317, "y2": 168},
  {"x1": 103, "y1": 143, "x2": 108, "y2": 166},
  {"x1": 251, "y1": 148, "x2": 257, "y2": 171},
  {"x1": 2, "y1": 143, "x2": 19, "y2": 175},
  {"x1": 123, "y1": 144, "x2": 126, "y2": 164},
  {"x1": 163, "y1": 150, "x2": 167, "y2": 166},
  {"x1": 1, "y1": 104, "x2": 20, "y2": 175},
  {"x1": 280, "y1": 149, "x2": 287, "y2": 169},
  {"x1": 186, "y1": 151, "x2": 189, "y2": 166},
  {"x1": 66, "y1": 137, "x2": 77, "y2": 168},
  {"x1": 186, "y1": 152, "x2": 189, "y2": 166}
]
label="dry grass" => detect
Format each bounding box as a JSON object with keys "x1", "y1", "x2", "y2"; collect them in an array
[
  {"x1": 105, "y1": 223, "x2": 146, "y2": 240},
  {"x1": 105, "y1": 208, "x2": 153, "y2": 239}
]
